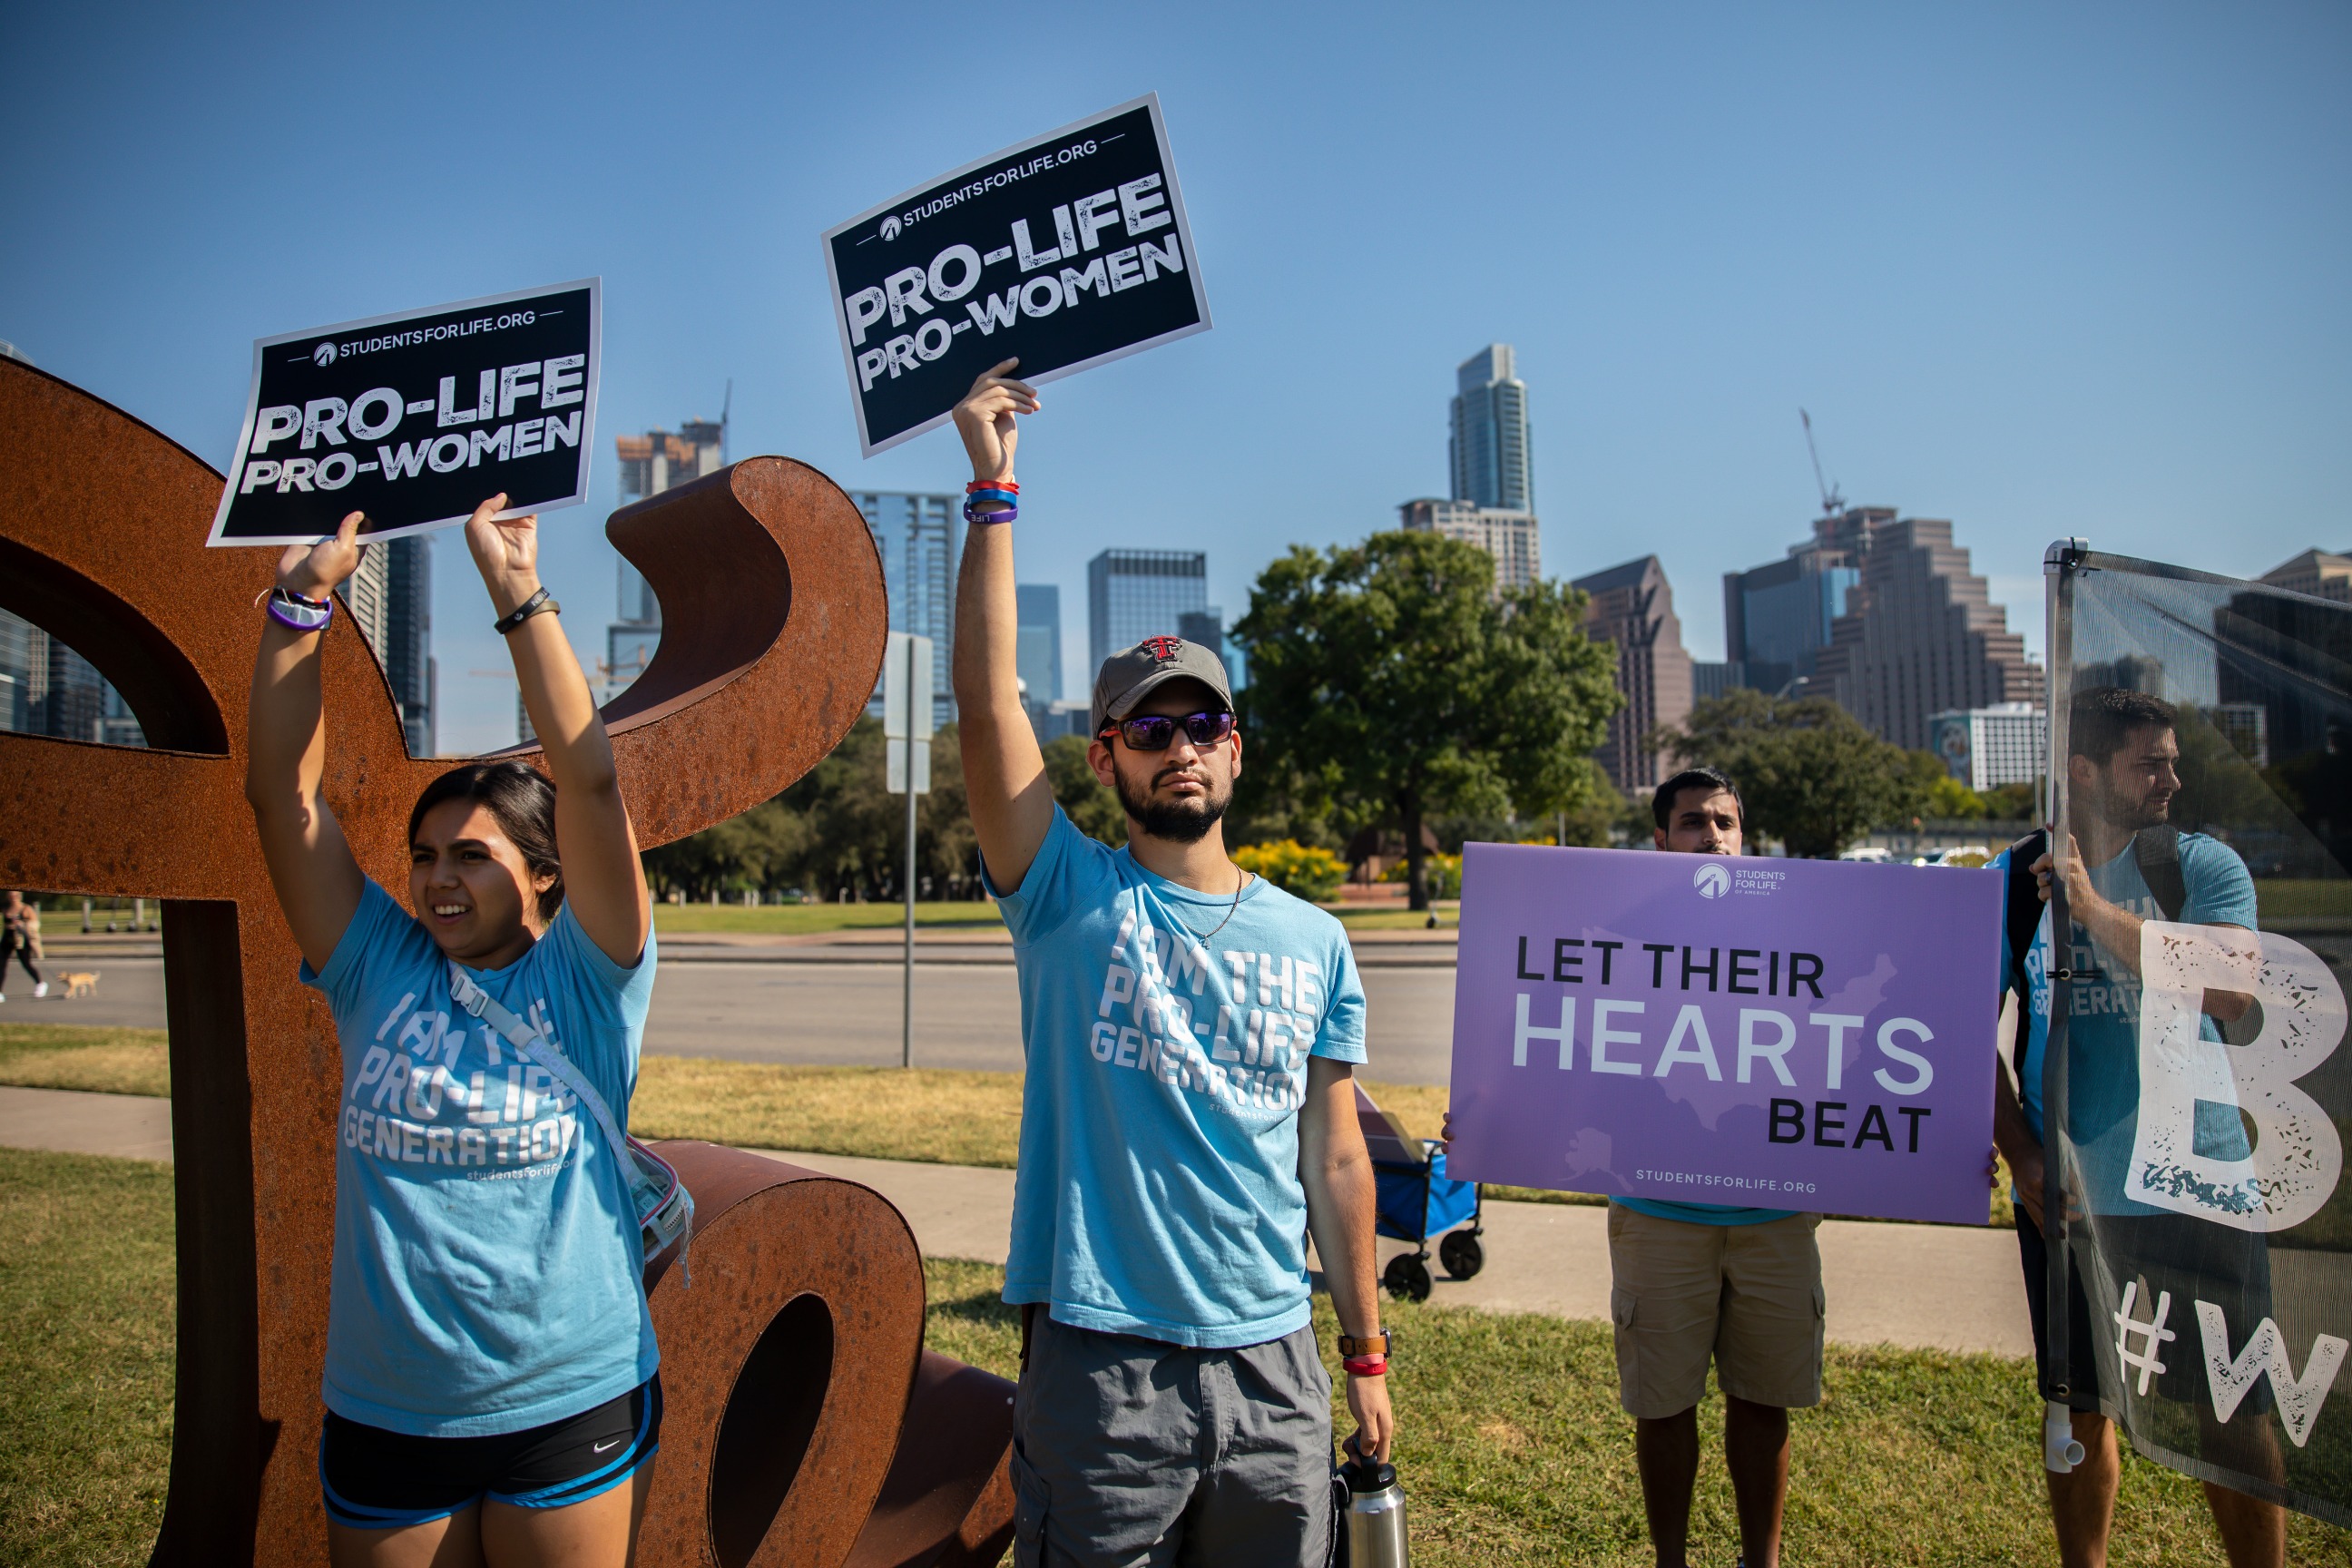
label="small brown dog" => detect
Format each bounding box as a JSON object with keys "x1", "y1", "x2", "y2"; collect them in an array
[{"x1": 60, "y1": 971, "x2": 100, "y2": 999}]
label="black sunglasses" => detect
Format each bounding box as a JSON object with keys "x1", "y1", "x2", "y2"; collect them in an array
[{"x1": 1099, "y1": 710, "x2": 1238, "y2": 752}]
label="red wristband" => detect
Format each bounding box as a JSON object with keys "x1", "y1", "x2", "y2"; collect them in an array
[
  {"x1": 1343, "y1": 1354, "x2": 1388, "y2": 1377},
  {"x1": 965, "y1": 478, "x2": 1018, "y2": 493}
]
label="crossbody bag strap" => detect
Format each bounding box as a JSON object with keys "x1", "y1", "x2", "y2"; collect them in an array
[
  {"x1": 446, "y1": 960, "x2": 633, "y2": 1173},
  {"x1": 2132, "y1": 825, "x2": 2188, "y2": 924}
]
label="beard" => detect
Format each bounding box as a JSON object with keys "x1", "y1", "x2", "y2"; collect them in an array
[
  {"x1": 1113, "y1": 761, "x2": 1231, "y2": 845},
  {"x1": 2092, "y1": 779, "x2": 2173, "y2": 833}
]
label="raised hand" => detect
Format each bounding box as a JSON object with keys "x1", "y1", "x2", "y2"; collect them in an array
[
  {"x1": 460, "y1": 494, "x2": 543, "y2": 615},
  {"x1": 951, "y1": 358, "x2": 1039, "y2": 485},
  {"x1": 275, "y1": 510, "x2": 364, "y2": 598}
]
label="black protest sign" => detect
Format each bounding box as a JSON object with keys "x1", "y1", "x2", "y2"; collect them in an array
[
  {"x1": 822, "y1": 94, "x2": 1210, "y2": 456},
  {"x1": 207, "y1": 280, "x2": 601, "y2": 546}
]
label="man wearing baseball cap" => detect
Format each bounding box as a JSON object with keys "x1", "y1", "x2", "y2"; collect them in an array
[{"x1": 948, "y1": 361, "x2": 1393, "y2": 1568}]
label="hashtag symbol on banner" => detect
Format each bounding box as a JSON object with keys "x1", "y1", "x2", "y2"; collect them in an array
[{"x1": 2113, "y1": 1280, "x2": 2177, "y2": 1396}]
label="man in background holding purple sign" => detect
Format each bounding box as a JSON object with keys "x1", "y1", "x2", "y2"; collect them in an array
[
  {"x1": 1611, "y1": 768, "x2": 1821, "y2": 1568},
  {"x1": 1446, "y1": 765, "x2": 1819, "y2": 1568}
]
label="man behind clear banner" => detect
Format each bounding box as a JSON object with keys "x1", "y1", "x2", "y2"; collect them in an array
[
  {"x1": 947, "y1": 359, "x2": 1394, "y2": 1568},
  {"x1": 1993, "y1": 687, "x2": 2286, "y2": 1568}
]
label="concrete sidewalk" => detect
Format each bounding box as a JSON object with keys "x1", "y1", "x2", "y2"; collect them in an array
[{"x1": 0, "y1": 1084, "x2": 2032, "y2": 1357}]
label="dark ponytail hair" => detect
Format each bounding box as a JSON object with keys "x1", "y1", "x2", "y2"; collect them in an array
[{"x1": 409, "y1": 761, "x2": 564, "y2": 917}]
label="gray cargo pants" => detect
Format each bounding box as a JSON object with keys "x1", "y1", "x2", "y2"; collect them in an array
[{"x1": 1011, "y1": 1309, "x2": 1335, "y2": 1568}]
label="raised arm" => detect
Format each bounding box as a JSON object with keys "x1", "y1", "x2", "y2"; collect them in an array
[
  {"x1": 949, "y1": 361, "x2": 1055, "y2": 894},
  {"x1": 466, "y1": 495, "x2": 652, "y2": 967},
  {"x1": 245, "y1": 511, "x2": 369, "y2": 973}
]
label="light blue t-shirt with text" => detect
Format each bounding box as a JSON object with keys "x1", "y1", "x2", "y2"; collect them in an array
[
  {"x1": 304, "y1": 879, "x2": 660, "y2": 1436},
  {"x1": 988, "y1": 808, "x2": 1369, "y2": 1348},
  {"x1": 1996, "y1": 832, "x2": 2257, "y2": 1213}
]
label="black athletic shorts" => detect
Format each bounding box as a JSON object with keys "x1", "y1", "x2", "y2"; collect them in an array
[
  {"x1": 318, "y1": 1374, "x2": 662, "y2": 1531},
  {"x1": 2018, "y1": 1209, "x2": 2274, "y2": 1416}
]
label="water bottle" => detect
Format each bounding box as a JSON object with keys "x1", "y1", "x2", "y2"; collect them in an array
[{"x1": 1340, "y1": 1455, "x2": 1409, "y2": 1567}]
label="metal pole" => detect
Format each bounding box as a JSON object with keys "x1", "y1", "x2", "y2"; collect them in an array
[{"x1": 903, "y1": 636, "x2": 916, "y2": 1070}]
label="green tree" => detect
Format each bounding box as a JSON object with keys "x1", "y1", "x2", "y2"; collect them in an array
[
  {"x1": 1910, "y1": 753, "x2": 1985, "y2": 819},
  {"x1": 1982, "y1": 780, "x2": 2039, "y2": 821},
  {"x1": 1039, "y1": 734, "x2": 1128, "y2": 848},
  {"x1": 1235, "y1": 531, "x2": 1622, "y2": 909},
  {"x1": 1657, "y1": 689, "x2": 1933, "y2": 858},
  {"x1": 643, "y1": 717, "x2": 980, "y2": 902}
]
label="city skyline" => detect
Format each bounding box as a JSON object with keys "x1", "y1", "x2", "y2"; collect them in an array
[{"x1": 5, "y1": 5, "x2": 2346, "y2": 753}]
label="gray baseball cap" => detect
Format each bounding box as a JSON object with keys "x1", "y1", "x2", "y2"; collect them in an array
[{"x1": 1090, "y1": 635, "x2": 1236, "y2": 736}]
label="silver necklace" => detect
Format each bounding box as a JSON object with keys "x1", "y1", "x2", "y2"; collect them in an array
[{"x1": 1174, "y1": 869, "x2": 1249, "y2": 943}]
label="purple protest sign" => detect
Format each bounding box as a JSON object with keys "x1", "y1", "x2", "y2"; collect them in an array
[{"x1": 1445, "y1": 844, "x2": 2004, "y2": 1225}]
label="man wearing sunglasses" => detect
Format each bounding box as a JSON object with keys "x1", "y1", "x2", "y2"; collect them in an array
[{"x1": 949, "y1": 362, "x2": 1393, "y2": 1568}]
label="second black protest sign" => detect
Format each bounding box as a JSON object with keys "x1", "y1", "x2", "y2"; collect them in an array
[
  {"x1": 822, "y1": 95, "x2": 1210, "y2": 456},
  {"x1": 208, "y1": 280, "x2": 600, "y2": 546}
]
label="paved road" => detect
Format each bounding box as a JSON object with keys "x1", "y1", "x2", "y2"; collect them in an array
[{"x1": 9, "y1": 956, "x2": 1460, "y2": 1085}]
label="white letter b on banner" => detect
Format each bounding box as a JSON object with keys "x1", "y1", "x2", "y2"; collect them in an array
[{"x1": 2128, "y1": 921, "x2": 2345, "y2": 1231}]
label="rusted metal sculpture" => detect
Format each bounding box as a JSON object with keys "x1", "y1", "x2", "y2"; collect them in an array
[{"x1": 0, "y1": 356, "x2": 1014, "y2": 1568}]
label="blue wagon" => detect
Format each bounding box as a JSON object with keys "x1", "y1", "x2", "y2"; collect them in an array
[{"x1": 1355, "y1": 1083, "x2": 1485, "y2": 1302}]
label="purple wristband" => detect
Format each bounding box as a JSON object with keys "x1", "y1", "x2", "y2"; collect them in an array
[
  {"x1": 267, "y1": 589, "x2": 334, "y2": 634},
  {"x1": 964, "y1": 501, "x2": 1017, "y2": 524}
]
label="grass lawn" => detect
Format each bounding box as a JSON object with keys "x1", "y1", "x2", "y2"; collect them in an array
[
  {"x1": 0, "y1": 1024, "x2": 171, "y2": 1098},
  {"x1": 8, "y1": 1149, "x2": 2343, "y2": 1566},
  {"x1": 895, "y1": 1257, "x2": 2352, "y2": 1564},
  {"x1": 2253, "y1": 880, "x2": 2352, "y2": 922},
  {"x1": 0, "y1": 1149, "x2": 175, "y2": 1568}
]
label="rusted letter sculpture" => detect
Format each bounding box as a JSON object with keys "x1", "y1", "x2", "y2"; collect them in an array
[{"x1": 0, "y1": 357, "x2": 1015, "y2": 1568}]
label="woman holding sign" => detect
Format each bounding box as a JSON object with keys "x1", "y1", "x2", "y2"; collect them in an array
[{"x1": 246, "y1": 496, "x2": 664, "y2": 1566}]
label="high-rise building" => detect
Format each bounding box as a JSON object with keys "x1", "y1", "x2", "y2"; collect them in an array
[
  {"x1": 1807, "y1": 509, "x2": 2039, "y2": 750},
  {"x1": 341, "y1": 536, "x2": 435, "y2": 754},
  {"x1": 0, "y1": 609, "x2": 144, "y2": 746},
  {"x1": 1721, "y1": 514, "x2": 1869, "y2": 695},
  {"x1": 1928, "y1": 703, "x2": 2046, "y2": 791},
  {"x1": 1396, "y1": 498, "x2": 1543, "y2": 593},
  {"x1": 856, "y1": 493, "x2": 960, "y2": 730},
  {"x1": 1016, "y1": 584, "x2": 1063, "y2": 708},
  {"x1": 2260, "y1": 548, "x2": 2352, "y2": 603},
  {"x1": 607, "y1": 417, "x2": 726, "y2": 703},
  {"x1": 1449, "y1": 345, "x2": 1533, "y2": 512},
  {"x1": 0, "y1": 610, "x2": 38, "y2": 733},
  {"x1": 1690, "y1": 661, "x2": 1744, "y2": 704},
  {"x1": 1573, "y1": 556, "x2": 1693, "y2": 793},
  {"x1": 1089, "y1": 549, "x2": 1208, "y2": 673},
  {"x1": 1176, "y1": 606, "x2": 1250, "y2": 691}
]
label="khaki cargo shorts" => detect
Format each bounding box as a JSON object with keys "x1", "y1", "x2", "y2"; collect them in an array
[{"x1": 1606, "y1": 1203, "x2": 1825, "y2": 1419}]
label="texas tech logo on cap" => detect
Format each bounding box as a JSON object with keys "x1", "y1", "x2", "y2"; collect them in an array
[{"x1": 1141, "y1": 636, "x2": 1185, "y2": 662}]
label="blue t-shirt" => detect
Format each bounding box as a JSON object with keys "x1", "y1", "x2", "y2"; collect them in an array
[
  {"x1": 1997, "y1": 833, "x2": 2257, "y2": 1213},
  {"x1": 303, "y1": 879, "x2": 660, "y2": 1436},
  {"x1": 1613, "y1": 1196, "x2": 1798, "y2": 1227},
  {"x1": 987, "y1": 808, "x2": 1369, "y2": 1348}
]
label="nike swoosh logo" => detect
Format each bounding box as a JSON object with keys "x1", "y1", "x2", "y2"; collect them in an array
[{"x1": 593, "y1": 1438, "x2": 623, "y2": 1454}]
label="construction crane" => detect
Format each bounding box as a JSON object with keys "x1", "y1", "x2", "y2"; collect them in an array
[{"x1": 1799, "y1": 408, "x2": 1845, "y2": 519}]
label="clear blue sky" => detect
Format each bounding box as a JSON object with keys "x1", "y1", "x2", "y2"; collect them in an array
[{"x1": 5, "y1": 2, "x2": 2346, "y2": 753}]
